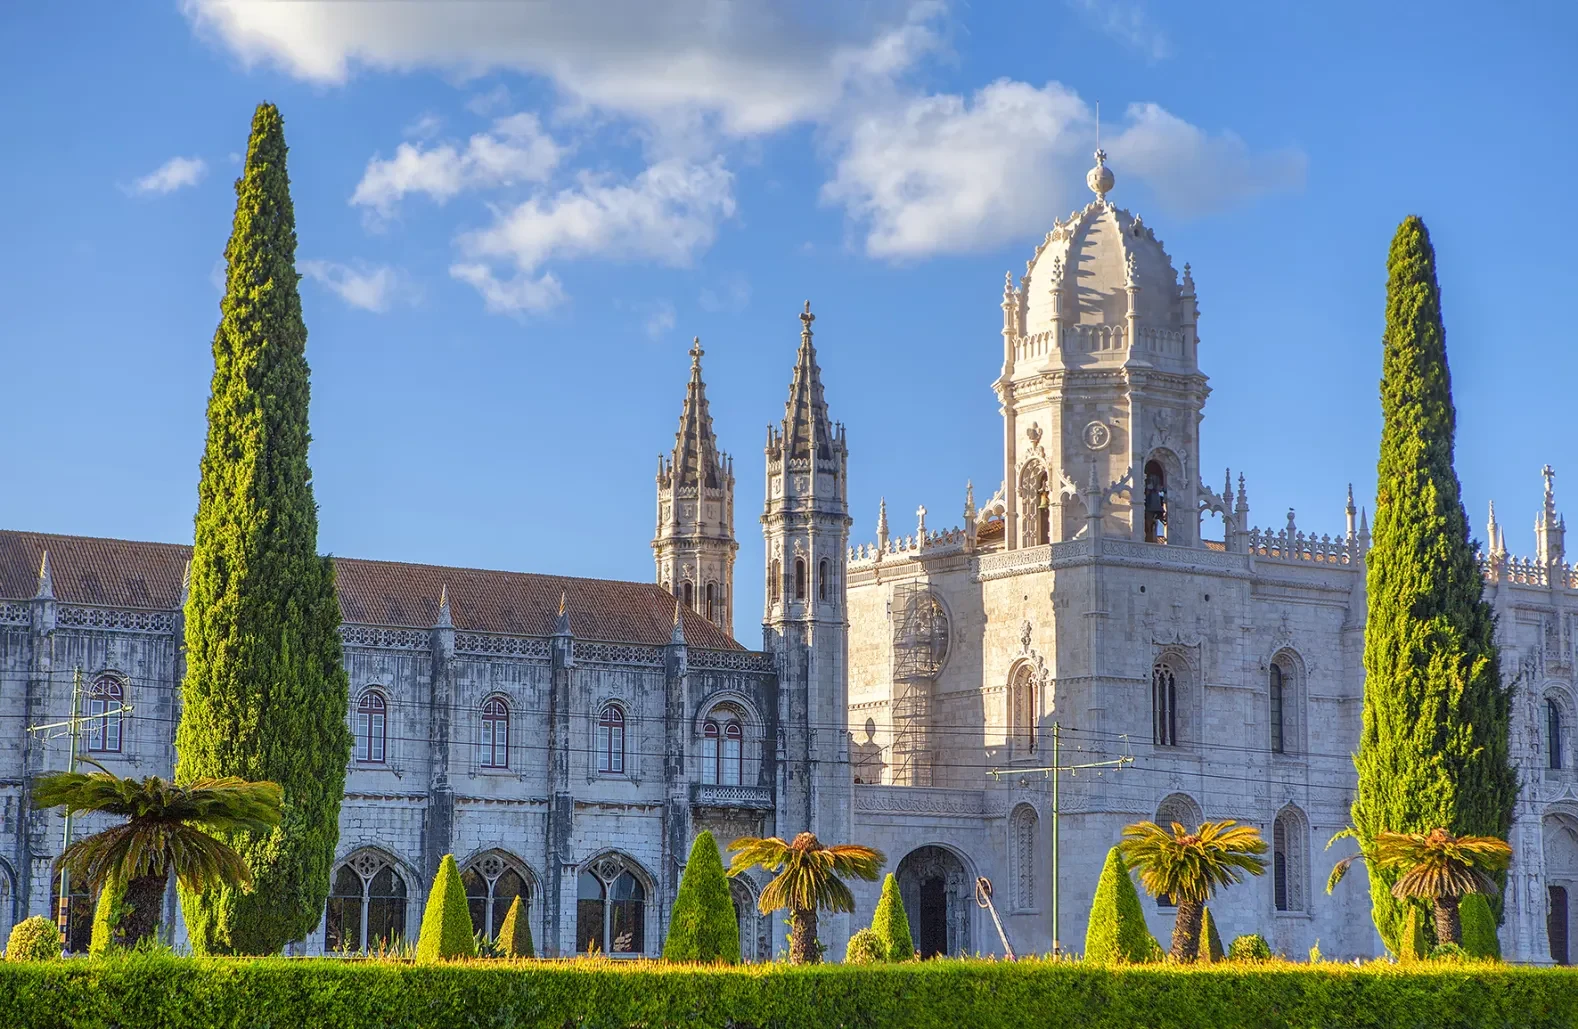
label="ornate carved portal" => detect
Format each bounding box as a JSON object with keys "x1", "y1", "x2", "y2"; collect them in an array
[
  {"x1": 729, "y1": 877, "x2": 772, "y2": 962},
  {"x1": 896, "y1": 846, "x2": 971, "y2": 958}
]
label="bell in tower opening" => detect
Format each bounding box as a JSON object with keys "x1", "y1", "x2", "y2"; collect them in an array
[{"x1": 1144, "y1": 460, "x2": 1168, "y2": 544}]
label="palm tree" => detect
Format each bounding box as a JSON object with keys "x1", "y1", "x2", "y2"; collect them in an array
[
  {"x1": 31, "y1": 772, "x2": 282, "y2": 949},
  {"x1": 1119, "y1": 820, "x2": 1267, "y2": 962},
  {"x1": 1372, "y1": 828, "x2": 1510, "y2": 947},
  {"x1": 727, "y1": 832, "x2": 884, "y2": 964}
]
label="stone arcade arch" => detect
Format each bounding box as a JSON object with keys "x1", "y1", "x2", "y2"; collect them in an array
[
  {"x1": 1545, "y1": 812, "x2": 1578, "y2": 965},
  {"x1": 896, "y1": 845, "x2": 973, "y2": 958}
]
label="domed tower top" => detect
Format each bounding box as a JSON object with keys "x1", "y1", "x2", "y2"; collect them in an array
[{"x1": 1001, "y1": 149, "x2": 1200, "y2": 379}]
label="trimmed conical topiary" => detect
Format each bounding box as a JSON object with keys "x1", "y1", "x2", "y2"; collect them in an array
[
  {"x1": 1458, "y1": 892, "x2": 1500, "y2": 960},
  {"x1": 416, "y1": 854, "x2": 477, "y2": 963},
  {"x1": 89, "y1": 878, "x2": 128, "y2": 955},
  {"x1": 5, "y1": 917, "x2": 62, "y2": 962},
  {"x1": 870, "y1": 873, "x2": 913, "y2": 961},
  {"x1": 1198, "y1": 905, "x2": 1225, "y2": 963},
  {"x1": 175, "y1": 101, "x2": 352, "y2": 955},
  {"x1": 663, "y1": 831, "x2": 740, "y2": 963},
  {"x1": 1227, "y1": 933, "x2": 1272, "y2": 962},
  {"x1": 495, "y1": 894, "x2": 535, "y2": 958},
  {"x1": 1084, "y1": 846, "x2": 1162, "y2": 964},
  {"x1": 1352, "y1": 215, "x2": 1517, "y2": 952}
]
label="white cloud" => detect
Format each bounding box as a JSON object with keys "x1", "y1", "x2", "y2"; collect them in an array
[
  {"x1": 352, "y1": 112, "x2": 564, "y2": 217},
  {"x1": 299, "y1": 260, "x2": 406, "y2": 313},
  {"x1": 645, "y1": 301, "x2": 677, "y2": 339},
  {"x1": 824, "y1": 82, "x2": 1306, "y2": 257},
  {"x1": 699, "y1": 273, "x2": 752, "y2": 313},
  {"x1": 1065, "y1": 0, "x2": 1169, "y2": 61},
  {"x1": 404, "y1": 112, "x2": 443, "y2": 139},
  {"x1": 453, "y1": 158, "x2": 735, "y2": 308},
  {"x1": 182, "y1": 0, "x2": 942, "y2": 136},
  {"x1": 1108, "y1": 103, "x2": 1307, "y2": 217},
  {"x1": 129, "y1": 156, "x2": 207, "y2": 195},
  {"x1": 449, "y1": 263, "x2": 566, "y2": 315},
  {"x1": 466, "y1": 84, "x2": 512, "y2": 116}
]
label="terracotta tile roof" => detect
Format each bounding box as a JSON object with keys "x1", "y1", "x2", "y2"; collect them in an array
[{"x1": 0, "y1": 529, "x2": 744, "y2": 651}]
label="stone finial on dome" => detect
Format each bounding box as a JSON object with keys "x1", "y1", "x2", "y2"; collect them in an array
[{"x1": 1086, "y1": 148, "x2": 1114, "y2": 202}]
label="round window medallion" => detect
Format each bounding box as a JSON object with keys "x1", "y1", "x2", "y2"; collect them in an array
[{"x1": 1083, "y1": 421, "x2": 1111, "y2": 450}]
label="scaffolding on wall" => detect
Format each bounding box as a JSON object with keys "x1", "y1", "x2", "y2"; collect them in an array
[{"x1": 889, "y1": 582, "x2": 950, "y2": 786}]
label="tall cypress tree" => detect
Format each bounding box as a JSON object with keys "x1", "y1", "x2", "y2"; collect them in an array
[
  {"x1": 175, "y1": 103, "x2": 351, "y2": 955},
  {"x1": 1351, "y1": 216, "x2": 1516, "y2": 951}
]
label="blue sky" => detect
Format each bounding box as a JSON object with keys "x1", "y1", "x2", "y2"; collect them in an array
[{"x1": 2, "y1": 1, "x2": 1575, "y2": 641}]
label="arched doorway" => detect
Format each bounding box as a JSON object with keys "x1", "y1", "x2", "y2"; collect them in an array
[
  {"x1": 896, "y1": 846, "x2": 971, "y2": 958},
  {"x1": 1545, "y1": 813, "x2": 1578, "y2": 965},
  {"x1": 729, "y1": 877, "x2": 769, "y2": 961}
]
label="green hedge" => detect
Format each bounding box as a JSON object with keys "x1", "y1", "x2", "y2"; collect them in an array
[{"x1": 1, "y1": 955, "x2": 1576, "y2": 1029}]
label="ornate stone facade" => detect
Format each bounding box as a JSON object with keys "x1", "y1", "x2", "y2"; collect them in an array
[
  {"x1": 2, "y1": 154, "x2": 1572, "y2": 966},
  {"x1": 840, "y1": 154, "x2": 1576, "y2": 964}
]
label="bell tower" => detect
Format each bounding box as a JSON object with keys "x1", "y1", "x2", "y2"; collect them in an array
[
  {"x1": 654, "y1": 337, "x2": 737, "y2": 629},
  {"x1": 762, "y1": 302, "x2": 852, "y2": 840},
  {"x1": 995, "y1": 151, "x2": 1210, "y2": 548}
]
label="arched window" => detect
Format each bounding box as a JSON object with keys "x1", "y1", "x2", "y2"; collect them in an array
[
  {"x1": 701, "y1": 714, "x2": 744, "y2": 785},
  {"x1": 794, "y1": 558, "x2": 807, "y2": 601},
  {"x1": 462, "y1": 853, "x2": 530, "y2": 940},
  {"x1": 576, "y1": 858, "x2": 645, "y2": 954},
  {"x1": 1035, "y1": 471, "x2": 1051, "y2": 545},
  {"x1": 325, "y1": 853, "x2": 408, "y2": 953},
  {"x1": 705, "y1": 582, "x2": 717, "y2": 622},
  {"x1": 818, "y1": 559, "x2": 830, "y2": 601},
  {"x1": 770, "y1": 559, "x2": 781, "y2": 604},
  {"x1": 682, "y1": 580, "x2": 694, "y2": 611},
  {"x1": 1269, "y1": 663, "x2": 1286, "y2": 755},
  {"x1": 1009, "y1": 804, "x2": 1038, "y2": 912},
  {"x1": 84, "y1": 675, "x2": 124, "y2": 753},
  {"x1": 1152, "y1": 662, "x2": 1178, "y2": 746},
  {"x1": 480, "y1": 696, "x2": 510, "y2": 769},
  {"x1": 355, "y1": 690, "x2": 387, "y2": 763},
  {"x1": 598, "y1": 705, "x2": 625, "y2": 774},
  {"x1": 1550, "y1": 698, "x2": 1565, "y2": 771},
  {"x1": 1143, "y1": 460, "x2": 1168, "y2": 544},
  {"x1": 1273, "y1": 807, "x2": 1309, "y2": 913},
  {"x1": 1010, "y1": 665, "x2": 1037, "y2": 754}
]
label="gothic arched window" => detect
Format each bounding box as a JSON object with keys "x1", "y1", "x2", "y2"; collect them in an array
[
  {"x1": 1010, "y1": 665, "x2": 1037, "y2": 754},
  {"x1": 576, "y1": 858, "x2": 646, "y2": 955},
  {"x1": 705, "y1": 582, "x2": 717, "y2": 622},
  {"x1": 770, "y1": 559, "x2": 781, "y2": 604},
  {"x1": 1269, "y1": 663, "x2": 1286, "y2": 755},
  {"x1": 355, "y1": 689, "x2": 387, "y2": 763},
  {"x1": 702, "y1": 715, "x2": 744, "y2": 785},
  {"x1": 1152, "y1": 662, "x2": 1179, "y2": 747},
  {"x1": 462, "y1": 853, "x2": 531, "y2": 940},
  {"x1": 818, "y1": 559, "x2": 830, "y2": 601},
  {"x1": 84, "y1": 675, "x2": 124, "y2": 753},
  {"x1": 794, "y1": 558, "x2": 807, "y2": 601},
  {"x1": 1273, "y1": 807, "x2": 1309, "y2": 913},
  {"x1": 1550, "y1": 699, "x2": 1565, "y2": 771},
  {"x1": 682, "y1": 580, "x2": 694, "y2": 611},
  {"x1": 598, "y1": 704, "x2": 626, "y2": 775},
  {"x1": 325, "y1": 853, "x2": 408, "y2": 953},
  {"x1": 480, "y1": 695, "x2": 510, "y2": 769}
]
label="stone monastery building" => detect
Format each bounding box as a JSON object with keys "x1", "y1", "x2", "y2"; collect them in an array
[{"x1": 2, "y1": 153, "x2": 1575, "y2": 964}]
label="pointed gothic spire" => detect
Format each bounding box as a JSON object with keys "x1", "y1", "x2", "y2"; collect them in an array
[
  {"x1": 782, "y1": 301, "x2": 836, "y2": 460},
  {"x1": 179, "y1": 558, "x2": 192, "y2": 607},
  {"x1": 1487, "y1": 500, "x2": 1502, "y2": 553},
  {"x1": 964, "y1": 480, "x2": 977, "y2": 522},
  {"x1": 1537, "y1": 464, "x2": 1565, "y2": 565},
  {"x1": 34, "y1": 550, "x2": 53, "y2": 600},
  {"x1": 435, "y1": 585, "x2": 453, "y2": 629},
  {"x1": 1346, "y1": 483, "x2": 1357, "y2": 539},
  {"x1": 669, "y1": 336, "x2": 724, "y2": 489},
  {"x1": 876, "y1": 497, "x2": 889, "y2": 550},
  {"x1": 670, "y1": 597, "x2": 686, "y2": 646},
  {"x1": 554, "y1": 590, "x2": 571, "y2": 636}
]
